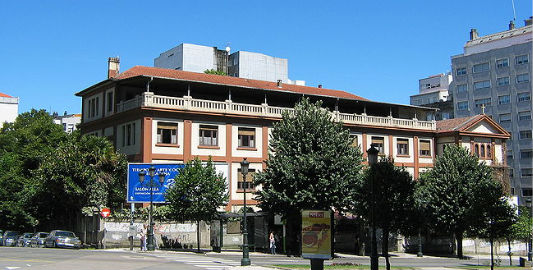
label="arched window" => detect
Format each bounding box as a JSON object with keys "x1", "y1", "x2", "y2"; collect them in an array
[
  {"x1": 474, "y1": 144, "x2": 479, "y2": 157},
  {"x1": 480, "y1": 144, "x2": 485, "y2": 158},
  {"x1": 487, "y1": 145, "x2": 491, "y2": 159}
]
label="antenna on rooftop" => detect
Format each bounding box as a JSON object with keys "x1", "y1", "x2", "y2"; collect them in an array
[{"x1": 511, "y1": 0, "x2": 517, "y2": 23}]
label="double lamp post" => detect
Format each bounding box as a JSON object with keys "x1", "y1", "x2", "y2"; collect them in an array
[
  {"x1": 240, "y1": 158, "x2": 251, "y2": 266},
  {"x1": 138, "y1": 166, "x2": 165, "y2": 251}
]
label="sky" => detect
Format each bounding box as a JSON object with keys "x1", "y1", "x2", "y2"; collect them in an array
[{"x1": 1, "y1": 1, "x2": 531, "y2": 114}]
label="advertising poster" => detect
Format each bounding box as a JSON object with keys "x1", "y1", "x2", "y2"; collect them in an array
[
  {"x1": 301, "y1": 210, "x2": 332, "y2": 260},
  {"x1": 127, "y1": 163, "x2": 185, "y2": 203}
]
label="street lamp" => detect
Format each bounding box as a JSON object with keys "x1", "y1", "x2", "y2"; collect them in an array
[
  {"x1": 139, "y1": 166, "x2": 165, "y2": 251},
  {"x1": 240, "y1": 158, "x2": 251, "y2": 266},
  {"x1": 526, "y1": 198, "x2": 532, "y2": 261},
  {"x1": 366, "y1": 144, "x2": 379, "y2": 270}
]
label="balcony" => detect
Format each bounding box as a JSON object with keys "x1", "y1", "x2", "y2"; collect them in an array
[{"x1": 116, "y1": 92, "x2": 436, "y2": 131}]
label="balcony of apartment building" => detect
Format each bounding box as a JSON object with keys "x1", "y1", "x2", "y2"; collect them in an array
[{"x1": 95, "y1": 74, "x2": 437, "y2": 131}]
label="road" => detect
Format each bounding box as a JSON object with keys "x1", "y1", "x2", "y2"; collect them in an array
[{"x1": 0, "y1": 247, "x2": 523, "y2": 270}]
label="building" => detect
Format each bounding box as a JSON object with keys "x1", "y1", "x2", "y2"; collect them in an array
[
  {"x1": 154, "y1": 43, "x2": 304, "y2": 85},
  {"x1": 75, "y1": 60, "x2": 510, "y2": 212},
  {"x1": 0, "y1": 92, "x2": 19, "y2": 127},
  {"x1": 410, "y1": 73, "x2": 454, "y2": 120},
  {"x1": 53, "y1": 113, "x2": 81, "y2": 133},
  {"x1": 450, "y1": 18, "x2": 532, "y2": 204}
]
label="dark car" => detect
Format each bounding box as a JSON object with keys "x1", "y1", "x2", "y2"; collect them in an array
[
  {"x1": 44, "y1": 230, "x2": 81, "y2": 249},
  {"x1": 30, "y1": 232, "x2": 49, "y2": 248},
  {"x1": 16, "y1": 233, "x2": 34, "y2": 247},
  {"x1": 0, "y1": 230, "x2": 3, "y2": 246},
  {"x1": 2, "y1": 231, "x2": 20, "y2": 247}
]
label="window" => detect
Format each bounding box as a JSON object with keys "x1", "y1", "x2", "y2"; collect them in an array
[
  {"x1": 518, "y1": 92, "x2": 531, "y2": 102},
  {"x1": 517, "y1": 73, "x2": 530, "y2": 83},
  {"x1": 457, "y1": 101, "x2": 468, "y2": 111},
  {"x1": 474, "y1": 142, "x2": 492, "y2": 160},
  {"x1": 456, "y1": 67, "x2": 467, "y2": 76},
  {"x1": 396, "y1": 138, "x2": 409, "y2": 156},
  {"x1": 522, "y1": 169, "x2": 533, "y2": 177},
  {"x1": 237, "y1": 168, "x2": 256, "y2": 190},
  {"x1": 509, "y1": 169, "x2": 514, "y2": 179},
  {"x1": 122, "y1": 122, "x2": 136, "y2": 147},
  {"x1": 349, "y1": 134, "x2": 359, "y2": 148},
  {"x1": 520, "y1": 130, "x2": 532, "y2": 139},
  {"x1": 371, "y1": 136, "x2": 385, "y2": 155},
  {"x1": 419, "y1": 140, "x2": 431, "y2": 157},
  {"x1": 499, "y1": 113, "x2": 511, "y2": 124},
  {"x1": 199, "y1": 125, "x2": 218, "y2": 146},
  {"x1": 472, "y1": 62, "x2": 489, "y2": 73},
  {"x1": 474, "y1": 98, "x2": 491, "y2": 108},
  {"x1": 496, "y1": 58, "x2": 509, "y2": 68},
  {"x1": 474, "y1": 80, "x2": 491, "y2": 90},
  {"x1": 518, "y1": 111, "x2": 531, "y2": 121},
  {"x1": 523, "y1": 188, "x2": 533, "y2": 197},
  {"x1": 507, "y1": 150, "x2": 513, "y2": 160},
  {"x1": 238, "y1": 127, "x2": 255, "y2": 148},
  {"x1": 456, "y1": 84, "x2": 467, "y2": 93},
  {"x1": 498, "y1": 95, "x2": 510, "y2": 105},
  {"x1": 520, "y1": 149, "x2": 532, "y2": 159},
  {"x1": 496, "y1": 77, "x2": 510, "y2": 86},
  {"x1": 87, "y1": 96, "x2": 100, "y2": 118},
  {"x1": 107, "y1": 92, "x2": 113, "y2": 112},
  {"x1": 515, "y1": 54, "x2": 529, "y2": 65},
  {"x1": 157, "y1": 122, "x2": 178, "y2": 145}
]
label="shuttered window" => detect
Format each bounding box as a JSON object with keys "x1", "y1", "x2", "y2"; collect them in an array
[
  {"x1": 199, "y1": 125, "x2": 218, "y2": 146},
  {"x1": 371, "y1": 136, "x2": 385, "y2": 155},
  {"x1": 157, "y1": 123, "x2": 178, "y2": 144},
  {"x1": 238, "y1": 128, "x2": 255, "y2": 148},
  {"x1": 419, "y1": 140, "x2": 431, "y2": 157}
]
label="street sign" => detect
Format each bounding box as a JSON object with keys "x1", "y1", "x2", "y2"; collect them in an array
[
  {"x1": 301, "y1": 210, "x2": 332, "y2": 260},
  {"x1": 127, "y1": 163, "x2": 185, "y2": 203},
  {"x1": 100, "y1": 208, "x2": 111, "y2": 218}
]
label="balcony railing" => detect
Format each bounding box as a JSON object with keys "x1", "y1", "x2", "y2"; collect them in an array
[{"x1": 115, "y1": 92, "x2": 436, "y2": 130}]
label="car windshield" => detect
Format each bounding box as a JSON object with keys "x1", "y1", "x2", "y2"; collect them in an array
[
  {"x1": 6, "y1": 232, "x2": 18, "y2": 236},
  {"x1": 55, "y1": 231, "x2": 75, "y2": 238},
  {"x1": 23, "y1": 233, "x2": 33, "y2": 238},
  {"x1": 39, "y1": 233, "x2": 49, "y2": 238}
]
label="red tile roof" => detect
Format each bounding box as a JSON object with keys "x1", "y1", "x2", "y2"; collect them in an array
[
  {"x1": 0, "y1": 92, "x2": 12, "y2": 98},
  {"x1": 115, "y1": 66, "x2": 369, "y2": 101},
  {"x1": 436, "y1": 115, "x2": 485, "y2": 132}
]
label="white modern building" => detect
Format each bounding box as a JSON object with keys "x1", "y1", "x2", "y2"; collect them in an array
[
  {"x1": 53, "y1": 113, "x2": 81, "y2": 133},
  {"x1": 410, "y1": 73, "x2": 454, "y2": 120},
  {"x1": 0, "y1": 92, "x2": 19, "y2": 127},
  {"x1": 154, "y1": 43, "x2": 304, "y2": 85},
  {"x1": 450, "y1": 18, "x2": 532, "y2": 204}
]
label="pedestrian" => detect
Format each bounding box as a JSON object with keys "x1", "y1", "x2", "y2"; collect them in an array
[
  {"x1": 140, "y1": 224, "x2": 147, "y2": 251},
  {"x1": 269, "y1": 231, "x2": 276, "y2": 255}
]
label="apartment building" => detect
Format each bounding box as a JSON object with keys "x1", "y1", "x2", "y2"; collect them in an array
[
  {"x1": 450, "y1": 18, "x2": 532, "y2": 204},
  {"x1": 53, "y1": 113, "x2": 81, "y2": 133},
  {"x1": 75, "y1": 59, "x2": 510, "y2": 212},
  {"x1": 0, "y1": 92, "x2": 19, "y2": 127},
  {"x1": 410, "y1": 73, "x2": 454, "y2": 121}
]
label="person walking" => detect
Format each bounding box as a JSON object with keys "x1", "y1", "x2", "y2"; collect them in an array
[
  {"x1": 140, "y1": 224, "x2": 147, "y2": 251},
  {"x1": 269, "y1": 231, "x2": 276, "y2": 255}
]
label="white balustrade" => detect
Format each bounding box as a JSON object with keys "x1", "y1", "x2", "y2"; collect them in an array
[{"x1": 113, "y1": 93, "x2": 435, "y2": 130}]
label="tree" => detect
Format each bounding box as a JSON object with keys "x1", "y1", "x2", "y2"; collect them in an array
[
  {"x1": 204, "y1": 69, "x2": 227, "y2": 76},
  {"x1": 165, "y1": 158, "x2": 228, "y2": 251},
  {"x1": 352, "y1": 158, "x2": 415, "y2": 270},
  {"x1": 416, "y1": 144, "x2": 504, "y2": 259},
  {"x1": 254, "y1": 98, "x2": 364, "y2": 255}
]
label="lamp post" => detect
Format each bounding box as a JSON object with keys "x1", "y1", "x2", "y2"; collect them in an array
[
  {"x1": 138, "y1": 166, "x2": 165, "y2": 251},
  {"x1": 240, "y1": 158, "x2": 251, "y2": 266},
  {"x1": 526, "y1": 198, "x2": 532, "y2": 261},
  {"x1": 366, "y1": 145, "x2": 379, "y2": 270}
]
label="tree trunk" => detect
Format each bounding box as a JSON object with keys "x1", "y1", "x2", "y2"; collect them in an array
[
  {"x1": 197, "y1": 221, "x2": 201, "y2": 252},
  {"x1": 286, "y1": 210, "x2": 302, "y2": 256},
  {"x1": 507, "y1": 238, "x2": 512, "y2": 266},
  {"x1": 456, "y1": 232, "x2": 464, "y2": 259},
  {"x1": 490, "y1": 237, "x2": 494, "y2": 270},
  {"x1": 382, "y1": 227, "x2": 390, "y2": 270}
]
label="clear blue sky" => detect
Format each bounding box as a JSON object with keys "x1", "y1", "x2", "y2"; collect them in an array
[{"x1": 1, "y1": 0, "x2": 531, "y2": 114}]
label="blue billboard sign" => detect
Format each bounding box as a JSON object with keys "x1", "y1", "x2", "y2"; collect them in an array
[{"x1": 127, "y1": 163, "x2": 185, "y2": 203}]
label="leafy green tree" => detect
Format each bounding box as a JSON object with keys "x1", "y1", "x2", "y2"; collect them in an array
[
  {"x1": 165, "y1": 158, "x2": 228, "y2": 251},
  {"x1": 254, "y1": 98, "x2": 364, "y2": 255},
  {"x1": 512, "y1": 206, "x2": 533, "y2": 241},
  {"x1": 352, "y1": 158, "x2": 415, "y2": 270},
  {"x1": 33, "y1": 131, "x2": 127, "y2": 229},
  {"x1": 416, "y1": 144, "x2": 502, "y2": 259},
  {"x1": 204, "y1": 69, "x2": 227, "y2": 76}
]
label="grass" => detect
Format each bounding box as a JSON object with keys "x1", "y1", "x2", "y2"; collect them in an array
[{"x1": 272, "y1": 264, "x2": 416, "y2": 269}]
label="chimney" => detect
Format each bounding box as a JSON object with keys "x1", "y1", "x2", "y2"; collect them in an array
[
  {"x1": 108, "y1": 57, "x2": 120, "y2": 79},
  {"x1": 509, "y1": 20, "x2": 515, "y2": 30},
  {"x1": 525, "y1": 16, "x2": 532, "y2": 26},
  {"x1": 318, "y1": 84, "x2": 322, "y2": 88},
  {"x1": 277, "y1": 80, "x2": 282, "y2": 88},
  {"x1": 469, "y1": 28, "x2": 479, "y2": 40}
]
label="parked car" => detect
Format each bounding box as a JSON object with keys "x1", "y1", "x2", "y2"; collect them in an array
[
  {"x1": 30, "y1": 232, "x2": 49, "y2": 248},
  {"x1": 0, "y1": 230, "x2": 3, "y2": 246},
  {"x1": 2, "y1": 231, "x2": 20, "y2": 246},
  {"x1": 16, "y1": 233, "x2": 34, "y2": 247},
  {"x1": 44, "y1": 230, "x2": 81, "y2": 249}
]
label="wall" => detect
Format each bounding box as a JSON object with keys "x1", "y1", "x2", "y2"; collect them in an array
[{"x1": 0, "y1": 96, "x2": 19, "y2": 127}]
